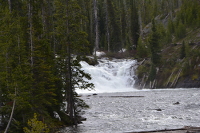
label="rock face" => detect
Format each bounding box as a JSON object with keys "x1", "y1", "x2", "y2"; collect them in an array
[{"x1": 176, "y1": 76, "x2": 200, "y2": 88}]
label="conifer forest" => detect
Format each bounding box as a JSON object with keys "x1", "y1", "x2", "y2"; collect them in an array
[{"x1": 0, "y1": 0, "x2": 200, "y2": 132}]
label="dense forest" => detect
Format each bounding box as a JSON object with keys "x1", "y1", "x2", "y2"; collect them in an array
[{"x1": 0, "y1": 0, "x2": 200, "y2": 132}]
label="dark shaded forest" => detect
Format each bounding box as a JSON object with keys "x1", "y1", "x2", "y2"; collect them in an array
[{"x1": 0, "y1": 0, "x2": 200, "y2": 132}]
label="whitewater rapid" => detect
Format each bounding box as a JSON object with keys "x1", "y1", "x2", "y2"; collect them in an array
[{"x1": 77, "y1": 58, "x2": 137, "y2": 93}]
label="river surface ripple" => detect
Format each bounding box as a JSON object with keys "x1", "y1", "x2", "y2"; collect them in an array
[{"x1": 61, "y1": 88, "x2": 200, "y2": 133}]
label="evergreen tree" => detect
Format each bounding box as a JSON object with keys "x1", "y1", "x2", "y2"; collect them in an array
[
  {"x1": 0, "y1": 1, "x2": 34, "y2": 132},
  {"x1": 148, "y1": 64, "x2": 157, "y2": 82},
  {"x1": 54, "y1": 0, "x2": 93, "y2": 125},
  {"x1": 167, "y1": 19, "x2": 174, "y2": 34},
  {"x1": 137, "y1": 37, "x2": 149, "y2": 58},
  {"x1": 130, "y1": 0, "x2": 140, "y2": 49},
  {"x1": 106, "y1": 0, "x2": 122, "y2": 52},
  {"x1": 149, "y1": 19, "x2": 161, "y2": 66},
  {"x1": 121, "y1": 2, "x2": 127, "y2": 49},
  {"x1": 180, "y1": 41, "x2": 186, "y2": 59},
  {"x1": 175, "y1": 21, "x2": 186, "y2": 39},
  {"x1": 0, "y1": 0, "x2": 94, "y2": 131}
]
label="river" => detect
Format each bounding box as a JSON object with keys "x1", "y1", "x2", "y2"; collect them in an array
[
  {"x1": 60, "y1": 58, "x2": 200, "y2": 132},
  {"x1": 61, "y1": 88, "x2": 200, "y2": 133}
]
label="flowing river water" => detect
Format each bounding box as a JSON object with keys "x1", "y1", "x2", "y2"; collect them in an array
[{"x1": 60, "y1": 58, "x2": 200, "y2": 133}]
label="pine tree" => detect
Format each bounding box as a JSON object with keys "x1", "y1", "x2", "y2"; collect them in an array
[
  {"x1": 149, "y1": 19, "x2": 161, "y2": 66},
  {"x1": 148, "y1": 64, "x2": 157, "y2": 82},
  {"x1": 180, "y1": 41, "x2": 186, "y2": 59},
  {"x1": 137, "y1": 37, "x2": 149, "y2": 58},
  {"x1": 175, "y1": 21, "x2": 186, "y2": 39},
  {"x1": 107, "y1": 0, "x2": 122, "y2": 52},
  {"x1": 0, "y1": 1, "x2": 34, "y2": 131},
  {"x1": 0, "y1": 1, "x2": 64, "y2": 132},
  {"x1": 130, "y1": 0, "x2": 140, "y2": 49},
  {"x1": 54, "y1": 0, "x2": 93, "y2": 125}
]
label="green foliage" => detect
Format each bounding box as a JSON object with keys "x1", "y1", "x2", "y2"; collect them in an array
[
  {"x1": 167, "y1": 19, "x2": 175, "y2": 34},
  {"x1": 149, "y1": 19, "x2": 161, "y2": 66},
  {"x1": 148, "y1": 64, "x2": 157, "y2": 82},
  {"x1": 175, "y1": 21, "x2": 186, "y2": 39},
  {"x1": 136, "y1": 65, "x2": 148, "y2": 79},
  {"x1": 178, "y1": 0, "x2": 200, "y2": 27},
  {"x1": 0, "y1": 0, "x2": 93, "y2": 131},
  {"x1": 54, "y1": 0, "x2": 94, "y2": 125},
  {"x1": 192, "y1": 73, "x2": 199, "y2": 80},
  {"x1": 156, "y1": 23, "x2": 171, "y2": 45},
  {"x1": 23, "y1": 113, "x2": 49, "y2": 133},
  {"x1": 107, "y1": 0, "x2": 122, "y2": 52},
  {"x1": 130, "y1": 0, "x2": 140, "y2": 49},
  {"x1": 137, "y1": 37, "x2": 149, "y2": 58}
]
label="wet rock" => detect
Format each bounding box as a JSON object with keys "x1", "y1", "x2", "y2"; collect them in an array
[
  {"x1": 77, "y1": 116, "x2": 87, "y2": 124},
  {"x1": 173, "y1": 102, "x2": 180, "y2": 105},
  {"x1": 155, "y1": 109, "x2": 162, "y2": 111},
  {"x1": 171, "y1": 116, "x2": 177, "y2": 119}
]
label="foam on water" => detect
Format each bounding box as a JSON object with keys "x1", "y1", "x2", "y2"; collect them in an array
[{"x1": 76, "y1": 58, "x2": 137, "y2": 93}]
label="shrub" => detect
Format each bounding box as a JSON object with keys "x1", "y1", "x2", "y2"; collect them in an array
[{"x1": 23, "y1": 113, "x2": 49, "y2": 133}]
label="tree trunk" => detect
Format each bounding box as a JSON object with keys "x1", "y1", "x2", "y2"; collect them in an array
[
  {"x1": 166, "y1": 70, "x2": 174, "y2": 87},
  {"x1": 8, "y1": 0, "x2": 11, "y2": 13},
  {"x1": 104, "y1": 0, "x2": 110, "y2": 52},
  {"x1": 65, "y1": 0, "x2": 76, "y2": 125},
  {"x1": 67, "y1": 46, "x2": 75, "y2": 124},
  {"x1": 93, "y1": 0, "x2": 99, "y2": 55},
  {"x1": 4, "y1": 88, "x2": 16, "y2": 133},
  {"x1": 28, "y1": 0, "x2": 34, "y2": 67}
]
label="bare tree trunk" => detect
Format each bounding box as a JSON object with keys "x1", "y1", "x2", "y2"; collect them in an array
[
  {"x1": 41, "y1": 0, "x2": 46, "y2": 35},
  {"x1": 28, "y1": 0, "x2": 34, "y2": 67},
  {"x1": 178, "y1": 0, "x2": 182, "y2": 7},
  {"x1": 166, "y1": 69, "x2": 175, "y2": 87},
  {"x1": 174, "y1": 69, "x2": 182, "y2": 87},
  {"x1": 149, "y1": 81, "x2": 152, "y2": 89},
  {"x1": 18, "y1": 36, "x2": 21, "y2": 64},
  {"x1": 67, "y1": 46, "x2": 75, "y2": 124},
  {"x1": 123, "y1": 0, "x2": 127, "y2": 12},
  {"x1": 65, "y1": 0, "x2": 76, "y2": 125},
  {"x1": 152, "y1": 80, "x2": 156, "y2": 89},
  {"x1": 89, "y1": 0, "x2": 93, "y2": 52},
  {"x1": 171, "y1": 69, "x2": 182, "y2": 88},
  {"x1": 8, "y1": 0, "x2": 11, "y2": 13},
  {"x1": 93, "y1": 0, "x2": 99, "y2": 56},
  {"x1": 104, "y1": 0, "x2": 110, "y2": 52},
  {"x1": 4, "y1": 88, "x2": 16, "y2": 133}
]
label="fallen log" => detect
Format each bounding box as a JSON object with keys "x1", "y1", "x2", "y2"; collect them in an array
[
  {"x1": 109, "y1": 96, "x2": 145, "y2": 98},
  {"x1": 126, "y1": 126, "x2": 200, "y2": 133}
]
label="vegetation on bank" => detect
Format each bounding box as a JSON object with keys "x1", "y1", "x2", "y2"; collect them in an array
[{"x1": 135, "y1": 0, "x2": 200, "y2": 89}]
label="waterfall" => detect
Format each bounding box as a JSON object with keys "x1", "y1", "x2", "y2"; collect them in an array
[{"x1": 77, "y1": 58, "x2": 137, "y2": 93}]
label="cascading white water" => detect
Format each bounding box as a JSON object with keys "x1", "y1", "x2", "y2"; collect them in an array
[{"x1": 76, "y1": 58, "x2": 137, "y2": 93}]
